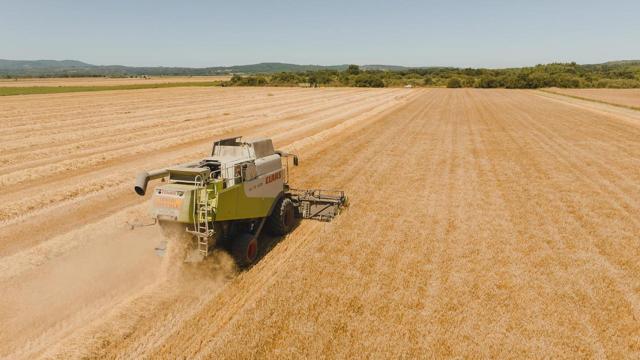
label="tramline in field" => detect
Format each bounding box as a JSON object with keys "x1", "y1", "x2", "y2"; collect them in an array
[{"x1": 134, "y1": 136, "x2": 348, "y2": 267}]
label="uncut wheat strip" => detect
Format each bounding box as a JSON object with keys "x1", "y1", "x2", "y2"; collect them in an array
[{"x1": 471, "y1": 90, "x2": 640, "y2": 357}]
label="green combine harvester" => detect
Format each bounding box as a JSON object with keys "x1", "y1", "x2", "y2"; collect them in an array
[{"x1": 134, "y1": 137, "x2": 347, "y2": 267}]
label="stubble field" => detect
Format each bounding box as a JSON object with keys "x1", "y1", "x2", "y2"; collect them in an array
[{"x1": 1, "y1": 87, "x2": 639, "y2": 358}]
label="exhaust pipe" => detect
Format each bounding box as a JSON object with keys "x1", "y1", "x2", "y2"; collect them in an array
[
  {"x1": 134, "y1": 161, "x2": 202, "y2": 196},
  {"x1": 275, "y1": 150, "x2": 299, "y2": 166},
  {"x1": 134, "y1": 169, "x2": 169, "y2": 196}
]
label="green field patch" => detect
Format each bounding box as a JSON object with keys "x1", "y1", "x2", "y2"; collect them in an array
[{"x1": 0, "y1": 81, "x2": 221, "y2": 96}]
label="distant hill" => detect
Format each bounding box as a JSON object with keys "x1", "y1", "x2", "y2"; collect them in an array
[
  {"x1": 597, "y1": 60, "x2": 640, "y2": 66},
  {"x1": 1, "y1": 59, "x2": 638, "y2": 77},
  {"x1": 361, "y1": 64, "x2": 412, "y2": 71},
  {"x1": 0, "y1": 59, "x2": 94, "y2": 70},
  {"x1": 0, "y1": 60, "x2": 410, "y2": 77},
  {"x1": 222, "y1": 62, "x2": 344, "y2": 73},
  {"x1": 222, "y1": 63, "x2": 412, "y2": 72}
]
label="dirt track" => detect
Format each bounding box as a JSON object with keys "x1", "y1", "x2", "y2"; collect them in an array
[{"x1": 1, "y1": 88, "x2": 640, "y2": 358}]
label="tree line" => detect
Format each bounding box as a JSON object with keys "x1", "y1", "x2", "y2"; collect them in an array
[{"x1": 223, "y1": 62, "x2": 640, "y2": 89}]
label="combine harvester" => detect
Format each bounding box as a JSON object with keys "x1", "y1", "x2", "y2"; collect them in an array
[{"x1": 134, "y1": 137, "x2": 347, "y2": 267}]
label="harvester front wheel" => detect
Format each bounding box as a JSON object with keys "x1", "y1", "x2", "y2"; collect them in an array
[
  {"x1": 266, "y1": 197, "x2": 295, "y2": 236},
  {"x1": 232, "y1": 233, "x2": 258, "y2": 268}
]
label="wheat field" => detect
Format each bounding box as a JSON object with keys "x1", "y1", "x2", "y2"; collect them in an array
[{"x1": 1, "y1": 88, "x2": 639, "y2": 358}]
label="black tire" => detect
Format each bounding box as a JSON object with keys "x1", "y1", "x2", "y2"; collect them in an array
[
  {"x1": 266, "y1": 197, "x2": 295, "y2": 236},
  {"x1": 231, "y1": 233, "x2": 258, "y2": 268}
]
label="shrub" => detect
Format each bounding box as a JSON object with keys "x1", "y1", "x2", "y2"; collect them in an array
[
  {"x1": 346, "y1": 64, "x2": 361, "y2": 75},
  {"x1": 354, "y1": 73, "x2": 385, "y2": 87},
  {"x1": 227, "y1": 75, "x2": 267, "y2": 86},
  {"x1": 477, "y1": 76, "x2": 500, "y2": 88},
  {"x1": 270, "y1": 72, "x2": 298, "y2": 84},
  {"x1": 447, "y1": 78, "x2": 462, "y2": 88}
]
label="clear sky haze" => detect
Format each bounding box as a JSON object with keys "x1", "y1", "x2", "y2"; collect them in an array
[{"x1": 1, "y1": 0, "x2": 638, "y2": 68}]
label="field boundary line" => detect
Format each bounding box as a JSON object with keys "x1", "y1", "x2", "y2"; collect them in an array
[
  {"x1": 533, "y1": 90, "x2": 640, "y2": 126},
  {"x1": 538, "y1": 89, "x2": 640, "y2": 111}
]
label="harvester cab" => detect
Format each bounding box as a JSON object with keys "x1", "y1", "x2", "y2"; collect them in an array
[{"x1": 134, "y1": 137, "x2": 347, "y2": 267}]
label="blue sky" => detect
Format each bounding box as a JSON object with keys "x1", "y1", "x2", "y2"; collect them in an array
[{"x1": 1, "y1": 0, "x2": 638, "y2": 68}]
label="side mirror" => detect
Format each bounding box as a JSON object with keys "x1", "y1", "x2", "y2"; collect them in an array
[{"x1": 293, "y1": 156, "x2": 299, "y2": 166}]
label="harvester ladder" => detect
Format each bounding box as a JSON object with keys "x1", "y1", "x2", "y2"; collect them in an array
[
  {"x1": 300, "y1": 201, "x2": 310, "y2": 218},
  {"x1": 193, "y1": 175, "x2": 212, "y2": 258}
]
